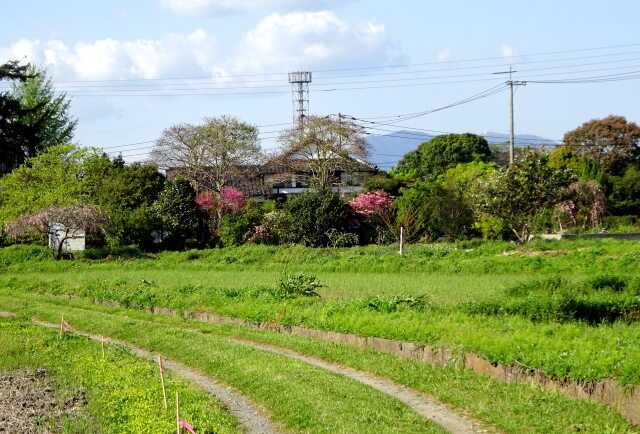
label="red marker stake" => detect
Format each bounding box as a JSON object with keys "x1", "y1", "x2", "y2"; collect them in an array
[
  {"x1": 159, "y1": 356, "x2": 168, "y2": 409},
  {"x1": 176, "y1": 392, "x2": 180, "y2": 434}
]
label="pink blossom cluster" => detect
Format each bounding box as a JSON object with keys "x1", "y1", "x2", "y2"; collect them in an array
[
  {"x1": 195, "y1": 192, "x2": 216, "y2": 211},
  {"x1": 349, "y1": 191, "x2": 394, "y2": 217},
  {"x1": 196, "y1": 187, "x2": 246, "y2": 214},
  {"x1": 219, "y1": 186, "x2": 246, "y2": 212}
]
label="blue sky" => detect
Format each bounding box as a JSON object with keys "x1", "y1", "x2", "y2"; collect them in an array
[{"x1": 2, "y1": 0, "x2": 640, "y2": 165}]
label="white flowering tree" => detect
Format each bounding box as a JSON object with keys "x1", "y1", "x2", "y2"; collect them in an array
[{"x1": 3, "y1": 203, "x2": 109, "y2": 259}]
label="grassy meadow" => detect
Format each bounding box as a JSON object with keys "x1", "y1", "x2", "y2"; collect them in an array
[{"x1": 1, "y1": 238, "x2": 640, "y2": 432}]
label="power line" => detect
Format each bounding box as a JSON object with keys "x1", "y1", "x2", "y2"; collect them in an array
[
  {"x1": 41, "y1": 61, "x2": 640, "y2": 93},
  {"x1": 48, "y1": 42, "x2": 640, "y2": 84},
  {"x1": 6, "y1": 56, "x2": 637, "y2": 95}
]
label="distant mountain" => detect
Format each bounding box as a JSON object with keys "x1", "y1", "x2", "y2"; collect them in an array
[
  {"x1": 366, "y1": 130, "x2": 434, "y2": 170},
  {"x1": 367, "y1": 130, "x2": 557, "y2": 170},
  {"x1": 481, "y1": 131, "x2": 558, "y2": 146}
]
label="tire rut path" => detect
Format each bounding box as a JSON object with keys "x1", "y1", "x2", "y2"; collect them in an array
[{"x1": 230, "y1": 337, "x2": 488, "y2": 434}]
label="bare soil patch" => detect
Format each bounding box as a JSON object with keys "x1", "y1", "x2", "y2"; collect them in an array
[{"x1": 0, "y1": 369, "x2": 86, "y2": 433}]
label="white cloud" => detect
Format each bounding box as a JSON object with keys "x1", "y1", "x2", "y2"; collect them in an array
[
  {"x1": 0, "y1": 12, "x2": 401, "y2": 83},
  {"x1": 500, "y1": 44, "x2": 518, "y2": 58},
  {"x1": 436, "y1": 47, "x2": 451, "y2": 62},
  {"x1": 0, "y1": 30, "x2": 217, "y2": 81},
  {"x1": 233, "y1": 11, "x2": 397, "y2": 73},
  {"x1": 160, "y1": 0, "x2": 352, "y2": 16}
]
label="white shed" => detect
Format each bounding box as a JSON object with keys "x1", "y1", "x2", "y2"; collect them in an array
[{"x1": 48, "y1": 223, "x2": 86, "y2": 252}]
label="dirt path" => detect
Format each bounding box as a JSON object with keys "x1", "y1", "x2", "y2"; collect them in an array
[
  {"x1": 8, "y1": 315, "x2": 277, "y2": 434},
  {"x1": 230, "y1": 338, "x2": 487, "y2": 434}
]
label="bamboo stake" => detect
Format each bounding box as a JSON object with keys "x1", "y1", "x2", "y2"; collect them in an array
[
  {"x1": 160, "y1": 356, "x2": 168, "y2": 409},
  {"x1": 101, "y1": 337, "x2": 105, "y2": 358},
  {"x1": 59, "y1": 314, "x2": 64, "y2": 338},
  {"x1": 176, "y1": 392, "x2": 180, "y2": 434}
]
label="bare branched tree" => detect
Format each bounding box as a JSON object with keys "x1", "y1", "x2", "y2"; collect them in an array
[
  {"x1": 274, "y1": 115, "x2": 371, "y2": 190},
  {"x1": 150, "y1": 115, "x2": 263, "y2": 193}
]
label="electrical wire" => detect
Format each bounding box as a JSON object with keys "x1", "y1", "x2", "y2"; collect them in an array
[{"x1": 47, "y1": 42, "x2": 640, "y2": 84}]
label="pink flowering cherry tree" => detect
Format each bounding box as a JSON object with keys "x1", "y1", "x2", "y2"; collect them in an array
[
  {"x1": 219, "y1": 186, "x2": 246, "y2": 212},
  {"x1": 3, "y1": 203, "x2": 109, "y2": 260},
  {"x1": 196, "y1": 186, "x2": 247, "y2": 232},
  {"x1": 349, "y1": 191, "x2": 394, "y2": 218},
  {"x1": 349, "y1": 191, "x2": 396, "y2": 241}
]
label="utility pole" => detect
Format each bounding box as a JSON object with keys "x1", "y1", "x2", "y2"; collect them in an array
[{"x1": 493, "y1": 67, "x2": 526, "y2": 164}]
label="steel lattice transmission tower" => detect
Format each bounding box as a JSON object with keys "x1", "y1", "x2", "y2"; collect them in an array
[{"x1": 288, "y1": 71, "x2": 312, "y2": 129}]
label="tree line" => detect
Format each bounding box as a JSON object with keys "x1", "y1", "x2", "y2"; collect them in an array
[{"x1": 1, "y1": 60, "x2": 639, "y2": 257}]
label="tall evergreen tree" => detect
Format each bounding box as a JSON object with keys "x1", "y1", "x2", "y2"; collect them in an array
[
  {"x1": 0, "y1": 60, "x2": 32, "y2": 174},
  {"x1": 0, "y1": 61, "x2": 77, "y2": 175}
]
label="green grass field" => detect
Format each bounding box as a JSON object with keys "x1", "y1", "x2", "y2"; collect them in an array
[
  {"x1": 1, "y1": 294, "x2": 634, "y2": 433},
  {"x1": 1, "y1": 238, "x2": 639, "y2": 432}
]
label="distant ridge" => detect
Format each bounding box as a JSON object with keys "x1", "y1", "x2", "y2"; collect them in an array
[{"x1": 367, "y1": 130, "x2": 558, "y2": 170}]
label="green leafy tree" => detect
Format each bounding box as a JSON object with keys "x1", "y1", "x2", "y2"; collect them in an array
[
  {"x1": 392, "y1": 133, "x2": 491, "y2": 180},
  {"x1": 1, "y1": 62, "x2": 76, "y2": 174},
  {"x1": 0, "y1": 144, "x2": 110, "y2": 225},
  {"x1": 362, "y1": 171, "x2": 404, "y2": 195},
  {"x1": 548, "y1": 145, "x2": 606, "y2": 184},
  {"x1": 152, "y1": 178, "x2": 207, "y2": 249},
  {"x1": 94, "y1": 161, "x2": 165, "y2": 248},
  {"x1": 563, "y1": 115, "x2": 640, "y2": 175},
  {"x1": 470, "y1": 150, "x2": 573, "y2": 243},
  {"x1": 607, "y1": 166, "x2": 640, "y2": 216},
  {"x1": 437, "y1": 162, "x2": 497, "y2": 240},
  {"x1": 393, "y1": 182, "x2": 439, "y2": 242},
  {"x1": 392, "y1": 162, "x2": 496, "y2": 242},
  {"x1": 284, "y1": 190, "x2": 356, "y2": 247},
  {"x1": 218, "y1": 200, "x2": 264, "y2": 247}
]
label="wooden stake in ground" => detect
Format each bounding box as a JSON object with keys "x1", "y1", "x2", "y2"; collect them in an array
[
  {"x1": 101, "y1": 337, "x2": 105, "y2": 358},
  {"x1": 59, "y1": 314, "x2": 64, "y2": 338},
  {"x1": 159, "y1": 356, "x2": 168, "y2": 409},
  {"x1": 176, "y1": 391, "x2": 180, "y2": 434}
]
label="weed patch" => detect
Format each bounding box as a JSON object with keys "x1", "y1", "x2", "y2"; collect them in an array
[{"x1": 465, "y1": 274, "x2": 640, "y2": 324}]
